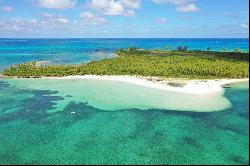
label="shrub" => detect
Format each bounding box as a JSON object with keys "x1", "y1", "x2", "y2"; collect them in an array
[
  {"x1": 183, "y1": 46, "x2": 188, "y2": 51},
  {"x1": 234, "y1": 48, "x2": 241, "y2": 53},
  {"x1": 177, "y1": 46, "x2": 188, "y2": 51},
  {"x1": 128, "y1": 47, "x2": 138, "y2": 52}
]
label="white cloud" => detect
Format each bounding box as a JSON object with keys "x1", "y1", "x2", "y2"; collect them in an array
[
  {"x1": 38, "y1": 0, "x2": 77, "y2": 10},
  {"x1": 176, "y1": 26, "x2": 186, "y2": 32},
  {"x1": 0, "y1": 10, "x2": 110, "y2": 37},
  {"x1": 0, "y1": 13, "x2": 72, "y2": 35},
  {"x1": 41, "y1": 12, "x2": 70, "y2": 24},
  {"x1": 41, "y1": 12, "x2": 55, "y2": 18},
  {"x1": 152, "y1": 0, "x2": 199, "y2": 13},
  {"x1": 215, "y1": 24, "x2": 249, "y2": 37},
  {"x1": 0, "y1": 6, "x2": 14, "y2": 12},
  {"x1": 152, "y1": 0, "x2": 194, "y2": 5},
  {"x1": 57, "y1": 18, "x2": 69, "y2": 24},
  {"x1": 87, "y1": 0, "x2": 140, "y2": 16},
  {"x1": 0, "y1": 18, "x2": 39, "y2": 33},
  {"x1": 80, "y1": 12, "x2": 107, "y2": 25},
  {"x1": 225, "y1": 12, "x2": 240, "y2": 19},
  {"x1": 176, "y1": 3, "x2": 199, "y2": 12},
  {"x1": 121, "y1": 0, "x2": 141, "y2": 9},
  {"x1": 241, "y1": 23, "x2": 249, "y2": 29},
  {"x1": 155, "y1": 17, "x2": 167, "y2": 24}
]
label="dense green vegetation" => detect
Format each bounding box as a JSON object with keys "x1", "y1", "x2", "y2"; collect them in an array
[{"x1": 2, "y1": 49, "x2": 249, "y2": 79}]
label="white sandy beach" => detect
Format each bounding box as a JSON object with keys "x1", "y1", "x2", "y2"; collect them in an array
[{"x1": 43, "y1": 75, "x2": 249, "y2": 95}]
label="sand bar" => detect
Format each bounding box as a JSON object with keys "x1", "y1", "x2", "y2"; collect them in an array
[{"x1": 43, "y1": 75, "x2": 249, "y2": 95}]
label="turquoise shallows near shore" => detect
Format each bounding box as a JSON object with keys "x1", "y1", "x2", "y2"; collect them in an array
[
  {"x1": 3, "y1": 78, "x2": 235, "y2": 113},
  {"x1": 0, "y1": 79, "x2": 249, "y2": 165}
]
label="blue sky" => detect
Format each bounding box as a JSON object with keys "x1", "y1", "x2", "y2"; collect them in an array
[{"x1": 0, "y1": 0, "x2": 249, "y2": 38}]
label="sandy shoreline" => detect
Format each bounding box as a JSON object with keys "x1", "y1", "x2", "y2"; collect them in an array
[{"x1": 40, "y1": 75, "x2": 249, "y2": 95}]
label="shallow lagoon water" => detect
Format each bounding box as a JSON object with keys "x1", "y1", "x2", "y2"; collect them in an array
[
  {"x1": 4, "y1": 78, "x2": 233, "y2": 112},
  {"x1": 0, "y1": 78, "x2": 249, "y2": 165}
]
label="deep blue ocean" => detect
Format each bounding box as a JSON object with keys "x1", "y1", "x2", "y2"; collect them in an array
[{"x1": 0, "y1": 38, "x2": 249, "y2": 71}]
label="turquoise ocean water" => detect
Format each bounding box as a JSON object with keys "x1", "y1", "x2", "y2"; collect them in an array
[
  {"x1": 0, "y1": 38, "x2": 249, "y2": 164},
  {"x1": 0, "y1": 38, "x2": 249, "y2": 71}
]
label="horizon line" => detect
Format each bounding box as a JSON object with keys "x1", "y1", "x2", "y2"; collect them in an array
[{"x1": 0, "y1": 37, "x2": 249, "y2": 39}]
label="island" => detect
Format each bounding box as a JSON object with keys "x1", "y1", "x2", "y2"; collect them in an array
[{"x1": 1, "y1": 48, "x2": 249, "y2": 95}]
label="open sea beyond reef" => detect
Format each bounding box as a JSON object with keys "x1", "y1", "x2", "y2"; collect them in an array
[
  {"x1": 0, "y1": 38, "x2": 249, "y2": 71},
  {"x1": 0, "y1": 38, "x2": 249, "y2": 165}
]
